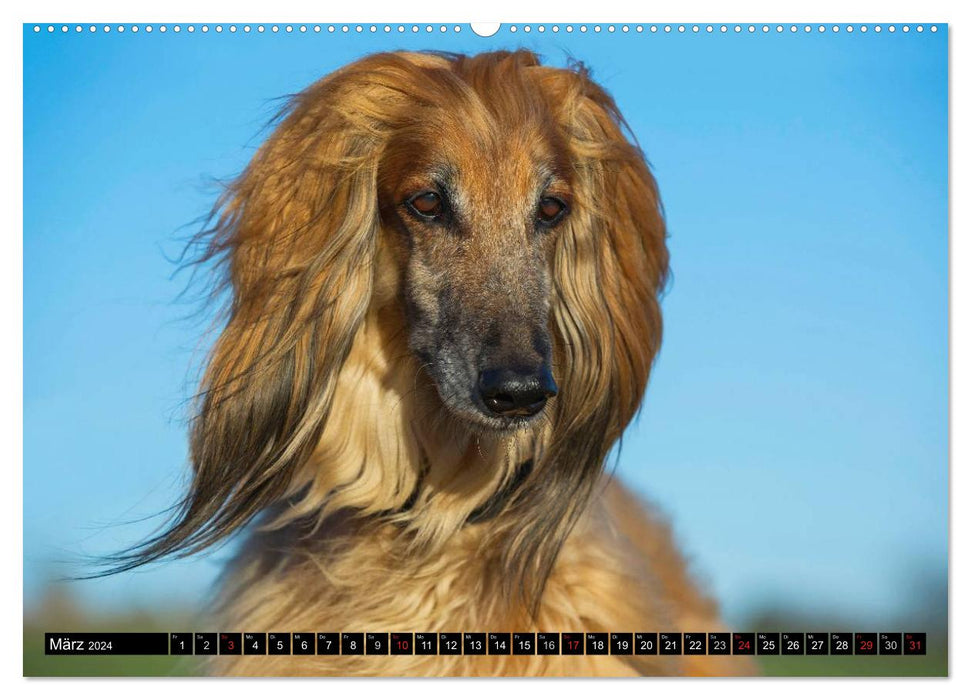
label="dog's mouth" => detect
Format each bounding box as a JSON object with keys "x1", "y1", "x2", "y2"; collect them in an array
[
  {"x1": 471, "y1": 402, "x2": 550, "y2": 433},
  {"x1": 454, "y1": 401, "x2": 551, "y2": 435}
]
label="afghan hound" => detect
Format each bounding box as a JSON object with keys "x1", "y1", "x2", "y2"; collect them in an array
[{"x1": 114, "y1": 49, "x2": 752, "y2": 676}]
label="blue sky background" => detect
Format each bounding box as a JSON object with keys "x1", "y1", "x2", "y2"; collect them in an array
[{"x1": 24, "y1": 24, "x2": 947, "y2": 628}]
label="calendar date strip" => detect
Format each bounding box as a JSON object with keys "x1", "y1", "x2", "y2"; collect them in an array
[{"x1": 46, "y1": 631, "x2": 928, "y2": 656}]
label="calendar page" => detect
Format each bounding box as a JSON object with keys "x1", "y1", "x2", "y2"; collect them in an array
[{"x1": 22, "y1": 19, "x2": 948, "y2": 678}]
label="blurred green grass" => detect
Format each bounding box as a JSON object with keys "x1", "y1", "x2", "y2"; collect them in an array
[
  {"x1": 755, "y1": 651, "x2": 947, "y2": 677},
  {"x1": 23, "y1": 587, "x2": 202, "y2": 677},
  {"x1": 742, "y1": 599, "x2": 948, "y2": 677}
]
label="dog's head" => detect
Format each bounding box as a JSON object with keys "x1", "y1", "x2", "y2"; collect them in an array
[
  {"x1": 380, "y1": 88, "x2": 567, "y2": 432},
  {"x1": 370, "y1": 52, "x2": 667, "y2": 439},
  {"x1": 116, "y1": 51, "x2": 668, "y2": 604}
]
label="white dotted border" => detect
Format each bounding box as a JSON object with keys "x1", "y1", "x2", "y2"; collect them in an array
[{"x1": 31, "y1": 23, "x2": 941, "y2": 35}]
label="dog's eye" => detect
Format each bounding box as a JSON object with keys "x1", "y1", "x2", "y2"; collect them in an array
[
  {"x1": 537, "y1": 196, "x2": 568, "y2": 226},
  {"x1": 407, "y1": 192, "x2": 444, "y2": 220}
]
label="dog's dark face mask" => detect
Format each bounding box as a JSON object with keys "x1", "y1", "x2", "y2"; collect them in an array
[{"x1": 379, "y1": 120, "x2": 573, "y2": 433}]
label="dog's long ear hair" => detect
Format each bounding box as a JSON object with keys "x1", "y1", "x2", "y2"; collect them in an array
[
  {"x1": 491, "y1": 57, "x2": 670, "y2": 607},
  {"x1": 104, "y1": 53, "x2": 447, "y2": 573}
]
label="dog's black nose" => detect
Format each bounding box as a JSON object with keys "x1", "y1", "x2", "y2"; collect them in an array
[{"x1": 478, "y1": 365, "x2": 558, "y2": 417}]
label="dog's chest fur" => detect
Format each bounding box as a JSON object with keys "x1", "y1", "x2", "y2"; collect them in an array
[{"x1": 206, "y1": 480, "x2": 748, "y2": 677}]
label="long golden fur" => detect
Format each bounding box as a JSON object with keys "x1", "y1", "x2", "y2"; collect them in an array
[{"x1": 115, "y1": 50, "x2": 753, "y2": 676}]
